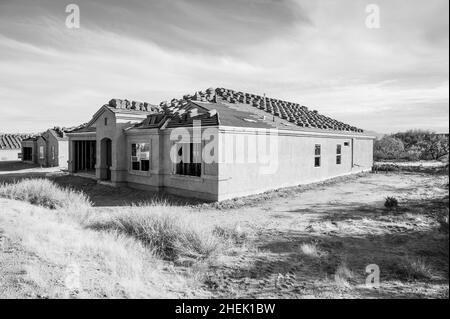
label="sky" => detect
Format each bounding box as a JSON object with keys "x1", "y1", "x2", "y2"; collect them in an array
[{"x1": 0, "y1": 0, "x2": 448, "y2": 134}]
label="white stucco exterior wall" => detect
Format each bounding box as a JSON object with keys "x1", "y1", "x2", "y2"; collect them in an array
[
  {"x1": 216, "y1": 128, "x2": 374, "y2": 201},
  {"x1": 0, "y1": 149, "x2": 21, "y2": 161}
]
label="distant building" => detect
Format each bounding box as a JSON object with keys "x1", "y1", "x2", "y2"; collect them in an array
[
  {"x1": 0, "y1": 134, "x2": 29, "y2": 161},
  {"x1": 22, "y1": 128, "x2": 69, "y2": 168},
  {"x1": 67, "y1": 88, "x2": 375, "y2": 201}
]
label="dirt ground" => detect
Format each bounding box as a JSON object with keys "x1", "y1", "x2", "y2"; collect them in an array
[
  {"x1": 191, "y1": 172, "x2": 449, "y2": 298},
  {"x1": 0, "y1": 161, "x2": 448, "y2": 298}
]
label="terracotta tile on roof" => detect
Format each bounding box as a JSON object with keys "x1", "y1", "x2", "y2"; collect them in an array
[
  {"x1": 158, "y1": 88, "x2": 365, "y2": 133},
  {"x1": 0, "y1": 134, "x2": 32, "y2": 150}
]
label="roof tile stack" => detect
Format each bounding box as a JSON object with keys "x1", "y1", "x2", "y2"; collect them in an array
[{"x1": 108, "y1": 99, "x2": 161, "y2": 112}]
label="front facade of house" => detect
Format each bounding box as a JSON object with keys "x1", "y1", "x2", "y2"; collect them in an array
[{"x1": 67, "y1": 89, "x2": 375, "y2": 201}]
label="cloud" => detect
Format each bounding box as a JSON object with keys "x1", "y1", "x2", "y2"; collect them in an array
[{"x1": 0, "y1": 0, "x2": 448, "y2": 133}]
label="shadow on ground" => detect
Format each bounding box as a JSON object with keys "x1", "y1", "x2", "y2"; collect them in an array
[
  {"x1": 0, "y1": 170, "x2": 203, "y2": 207},
  {"x1": 0, "y1": 161, "x2": 39, "y2": 172}
]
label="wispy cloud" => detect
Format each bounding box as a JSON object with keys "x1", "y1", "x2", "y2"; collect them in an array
[{"x1": 0, "y1": 0, "x2": 448, "y2": 133}]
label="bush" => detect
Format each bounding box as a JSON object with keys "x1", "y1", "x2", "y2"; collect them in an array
[
  {"x1": 0, "y1": 179, "x2": 91, "y2": 211},
  {"x1": 374, "y1": 137, "x2": 405, "y2": 160},
  {"x1": 87, "y1": 210, "x2": 222, "y2": 263},
  {"x1": 390, "y1": 130, "x2": 449, "y2": 161},
  {"x1": 385, "y1": 197, "x2": 399, "y2": 209}
]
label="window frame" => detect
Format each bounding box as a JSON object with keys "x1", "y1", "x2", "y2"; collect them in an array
[
  {"x1": 314, "y1": 144, "x2": 321, "y2": 167},
  {"x1": 39, "y1": 145, "x2": 44, "y2": 159},
  {"x1": 130, "y1": 142, "x2": 151, "y2": 172},
  {"x1": 336, "y1": 144, "x2": 342, "y2": 165},
  {"x1": 174, "y1": 142, "x2": 202, "y2": 177}
]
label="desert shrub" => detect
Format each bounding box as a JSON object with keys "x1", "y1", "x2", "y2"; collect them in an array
[
  {"x1": 385, "y1": 197, "x2": 399, "y2": 209},
  {"x1": 393, "y1": 257, "x2": 434, "y2": 281},
  {"x1": 374, "y1": 137, "x2": 405, "y2": 160},
  {"x1": 87, "y1": 210, "x2": 222, "y2": 263},
  {"x1": 0, "y1": 179, "x2": 91, "y2": 211}
]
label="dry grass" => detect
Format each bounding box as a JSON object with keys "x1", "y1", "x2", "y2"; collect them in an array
[
  {"x1": 86, "y1": 209, "x2": 224, "y2": 264},
  {"x1": 1, "y1": 172, "x2": 448, "y2": 299},
  {"x1": 396, "y1": 257, "x2": 435, "y2": 281},
  {"x1": 0, "y1": 180, "x2": 248, "y2": 298},
  {"x1": 438, "y1": 208, "x2": 449, "y2": 234},
  {"x1": 0, "y1": 179, "x2": 91, "y2": 212},
  {"x1": 0, "y1": 199, "x2": 205, "y2": 298},
  {"x1": 213, "y1": 223, "x2": 249, "y2": 244},
  {"x1": 334, "y1": 263, "x2": 354, "y2": 288}
]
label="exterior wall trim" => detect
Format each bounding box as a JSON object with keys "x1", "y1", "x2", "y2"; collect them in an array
[{"x1": 218, "y1": 125, "x2": 376, "y2": 139}]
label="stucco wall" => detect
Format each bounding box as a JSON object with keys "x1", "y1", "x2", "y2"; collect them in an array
[
  {"x1": 36, "y1": 137, "x2": 47, "y2": 166},
  {"x1": 217, "y1": 128, "x2": 374, "y2": 201},
  {"x1": 353, "y1": 138, "x2": 374, "y2": 169},
  {"x1": 0, "y1": 149, "x2": 21, "y2": 161},
  {"x1": 45, "y1": 133, "x2": 68, "y2": 168},
  {"x1": 160, "y1": 128, "x2": 219, "y2": 200},
  {"x1": 94, "y1": 108, "x2": 151, "y2": 182},
  {"x1": 124, "y1": 127, "x2": 219, "y2": 201},
  {"x1": 119, "y1": 126, "x2": 372, "y2": 201},
  {"x1": 45, "y1": 133, "x2": 58, "y2": 167},
  {"x1": 57, "y1": 140, "x2": 69, "y2": 168}
]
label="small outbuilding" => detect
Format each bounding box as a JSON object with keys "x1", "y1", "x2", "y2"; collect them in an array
[{"x1": 34, "y1": 128, "x2": 69, "y2": 168}]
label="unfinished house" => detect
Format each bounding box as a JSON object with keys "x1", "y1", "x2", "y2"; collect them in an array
[
  {"x1": 68, "y1": 88, "x2": 374, "y2": 201},
  {"x1": 0, "y1": 134, "x2": 28, "y2": 161},
  {"x1": 35, "y1": 128, "x2": 69, "y2": 168}
]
